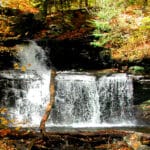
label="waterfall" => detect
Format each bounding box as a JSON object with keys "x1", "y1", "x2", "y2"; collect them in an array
[
  {"x1": 97, "y1": 74, "x2": 134, "y2": 125},
  {"x1": 16, "y1": 40, "x2": 48, "y2": 72},
  {"x1": 0, "y1": 41, "x2": 135, "y2": 128},
  {"x1": 0, "y1": 41, "x2": 50, "y2": 127},
  {"x1": 49, "y1": 74, "x2": 100, "y2": 126},
  {"x1": 48, "y1": 73, "x2": 135, "y2": 127}
]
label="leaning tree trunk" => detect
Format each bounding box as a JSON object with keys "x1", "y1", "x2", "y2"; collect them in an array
[{"x1": 40, "y1": 68, "x2": 56, "y2": 134}]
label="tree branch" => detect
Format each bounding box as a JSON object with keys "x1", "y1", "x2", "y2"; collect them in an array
[{"x1": 40, "y1": 68, "x2": 56, "y2": 134}]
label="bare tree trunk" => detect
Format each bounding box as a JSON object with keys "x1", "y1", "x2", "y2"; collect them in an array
[
  {"x1": 40, "y1": 68, "x2": 56, "y2": 134},
  {"x1": 79, "y1": 0, "x2": 83, "y2": 8},
  {"x1": 143, "y1": 0, "x2": 148, "y2": 9},
  {"x1": 142, "y1": 0, "x2": 148, "y2": 11},
  {"x1": 85, "y1": 0, "x2": 88, "y2": 7}
]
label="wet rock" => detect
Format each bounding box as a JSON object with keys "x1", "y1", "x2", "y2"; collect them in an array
[
  {"x1": 140, "y1": 133, "x2": 150, "y2": 145},
  {"x1": 124, "y1": 132, "x2": 150, "y2": 150},
  {"x1": 124, "y1": 133, "x2": 141, "y2": 150},
  {"x1": 133, "y1": 75, "x2": 150, "y2": 124}
]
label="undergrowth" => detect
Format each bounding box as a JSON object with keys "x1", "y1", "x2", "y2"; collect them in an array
[{"x1": 91, "y1": 0, "x2": 150, "y2": 63}]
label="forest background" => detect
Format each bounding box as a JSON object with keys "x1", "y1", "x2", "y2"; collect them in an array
[{"x1": 0, "y1": 0, "x2": 150, "y2": 73}]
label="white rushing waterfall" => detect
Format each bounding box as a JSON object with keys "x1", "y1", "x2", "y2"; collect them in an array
[
  {"x1": 48, "y1": 73, "x2": 135, "y2": 127},
  {"x1": 49, "y1": 74, "x2": 100, "y2": 126},
  {"x1": 0, "y1": 41, "x2": 135, "y2": 128},
  {"x1": 97, "y1": 74, "x2": 134, "y2": 125},
  {"x1": 0, "y1": 41, "x2": 50, "y2": 127}
]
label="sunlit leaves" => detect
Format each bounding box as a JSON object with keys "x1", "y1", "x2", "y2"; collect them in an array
[
  {"x1": 21, "y1": 66, "x2": 27, "y2": 72},
  {"x1": 13, "y1": 63, "x2": 19, "y2": 70},
  {"x1": 0, "y1": 108, "x2": 9, "y2": 127},
  {"x1": 13, "y1": 63, "x2": 31, "y2": 72},
  {"x1": 1, "y1": 0, "x2": 39, "y2": 13},
  {"x1": 91, "y1": 0, "x2": 123, "y2": 47},
  {"x1": 114, "y1": 15, "x2": 150, "y2": 62},
  {"x1": 140, "y1": 16, "x2": 150, "y2": 34},
  {"x1": 0, "y1": 108, "x2": 7, "y2": 114}
]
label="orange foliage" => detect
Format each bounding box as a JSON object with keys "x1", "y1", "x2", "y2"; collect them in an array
[
  {"x1": 0, "y1": 129, "x2": 11, "y2": 137},
  {"x1": 124, "y1": 5, "x2": 142, "y2": 15},
  {"x1": 1, "y1": 0, "x2": 39, "y2": 13},
  {"x1": 57, "y1": 27, "x2": 92, "y2": 40},
  {"x1": 13, "y1": 63, "x2": 31, "y2": 72}
]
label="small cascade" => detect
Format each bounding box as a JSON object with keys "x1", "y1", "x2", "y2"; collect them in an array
[
  {"x1": 0, "y1": 71, "x2": 49, "y2": 126},
  {"x1": 97, "y1": 74, "x2": 134, "y2": 125},
  {"x1": 0, "y1": 41, "x2": 50, "y2": 127},
  {"x1": 16, "y1": 40, "x2": 48, "y2": 72}
]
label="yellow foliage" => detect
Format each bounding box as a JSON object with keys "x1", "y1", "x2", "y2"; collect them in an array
[
  {"x1": 15, "y1": 126, "x2": 21, "y2": 131},
  {"x1": 0, "y1": 108, "x2": 9, "y2": 127},
  {"x1": 1, "y1": 0, "x2": 39, "y2": 13},
  {"x1": 0, "y1": 117, "x2": 9, "y2": 126},
  {"x1": 13, "y1": 63, "x2": 19, "y2": 70},
  {"x1": 21, "y1": 66, "x2": 27, "y2": 72},
  {"x1": 13, "y1": 63, "x2": 32, "y2": 72},
  {"x1": 111, "y1": 11, "x2": 150, "y2": 62},
  {"x1": 0, "y1": 108, "x2": 7, "y2": 114}
]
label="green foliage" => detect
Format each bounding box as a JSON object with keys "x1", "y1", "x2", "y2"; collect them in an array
[
  {"x1": 140, "y1": 99, "x2": 150, "y2": 110},
  {"x1": 128, "y1": 66, "x2": 145, "y2": 74},
  {"x1": 128, "y1": 0, "x2": 137, "y2": 4},
  {"x1": 125, "y1": 0, "x2": 150, "y2": 8},
  {"x1": 140, "y1": 16, "x2": 150, "y2": 33},
  {"x1": 93, "y1": 21, "x2": 111, "y2": 32},
  {"x1": 30, "y1": 0, "x2": 48, "y2": 17},
  {"x1": 90, "y1": 0, "x2": 123, "y2": 47}
]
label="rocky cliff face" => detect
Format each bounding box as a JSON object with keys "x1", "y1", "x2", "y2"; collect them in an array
[{"x1": 133, "y1": 75, "x2": 150, "y2": 124}]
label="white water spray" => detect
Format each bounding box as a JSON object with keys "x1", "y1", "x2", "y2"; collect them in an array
[
  {"x1": 1, "y1": 41, "x2": 50, "y2": 127},
  {"x1": 16, "y1": 40, "x2": 48, "y2": 72}
]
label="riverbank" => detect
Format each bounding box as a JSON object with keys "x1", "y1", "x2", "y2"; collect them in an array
[{"x1": 0, "y1": 128, "x2": 150, "y2": 150}]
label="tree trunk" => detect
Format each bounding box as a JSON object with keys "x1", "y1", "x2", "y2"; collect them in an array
[
  {"x1": 85, "y1": 0, "x2": 88, "y2": 7},
  {"x1": 143, "y1": 0, "x2": 148, "y2": 9},
  {"x1": 42, "y1": 0, "x2": 48, "y2": 18},
  {"x1": 40, "y1": 68, "x2": 56, "y2": 134}
]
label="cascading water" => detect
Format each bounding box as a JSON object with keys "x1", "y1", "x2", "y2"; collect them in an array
[
  {"x1": 0, "y1": 41, "x2": 50, "y2": 127},
  {"x1": 97, "y1": 74, "x2": 134, "y2": 125},
  {"x1": 48, "y1": 73, "x2": 135, "y2": 127},
  {"x1": 0, "y1": 40, "x2": 135, "y2": 128},
  {"x1": 49, "y1": 74, "x2": 100, "y2": 126}
]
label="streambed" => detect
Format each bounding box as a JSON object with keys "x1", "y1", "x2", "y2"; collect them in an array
[{"x1": 0, "y1": 128, "x2": 150, "y2": 150}]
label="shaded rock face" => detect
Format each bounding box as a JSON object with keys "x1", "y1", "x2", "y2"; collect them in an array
[
  {"x1": 0, "y1": 52, "x2": 16, "y2": 70},
  {"x1": 38, "y1": 39, "x2": 112, "y2": 70},
  {"x1": 133, "y1": 75, "x2": 150, "y2": 124}
]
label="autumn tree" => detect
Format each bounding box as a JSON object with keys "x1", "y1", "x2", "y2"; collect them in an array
[
  {"x1": 1, "y1": 0, "x2": 38, "y2": 13},
  {"x1": 30, "y1": 0, "x2": 91, "y2": 17}
]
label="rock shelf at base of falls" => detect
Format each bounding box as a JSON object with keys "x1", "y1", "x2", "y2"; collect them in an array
[{"x1": 0, "y1": 129, "x2": 150, "y2": 150}]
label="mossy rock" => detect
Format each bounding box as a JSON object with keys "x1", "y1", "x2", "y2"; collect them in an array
[
  {"x1": 140, "y1": 100, "x2": 150, "y2": 110},
  {"x1": 128, "y1": 66, "x2": 145, "y2": 74}
]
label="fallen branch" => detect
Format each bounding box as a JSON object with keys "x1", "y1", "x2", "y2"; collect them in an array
[{"x1": 39, "y1": 68, "x2": 56, "y2": 134}]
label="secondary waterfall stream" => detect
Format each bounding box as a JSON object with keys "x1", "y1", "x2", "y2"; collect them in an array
[{"x1": 0, "y1": 41, "x2": 136, "y2": 128}]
